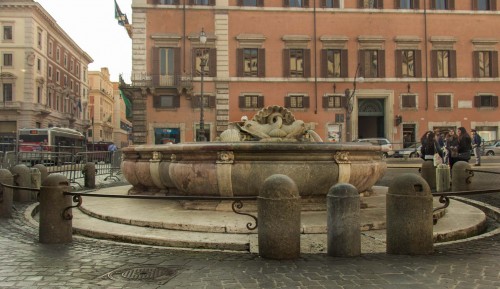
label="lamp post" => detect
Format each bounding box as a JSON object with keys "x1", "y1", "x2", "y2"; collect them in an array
[
  {"x1": 343, "y1": 63, "x2": 363, "y2": 142},
  {"x1": 198, "y1": 28, "x2": 208, "y2": 142}
]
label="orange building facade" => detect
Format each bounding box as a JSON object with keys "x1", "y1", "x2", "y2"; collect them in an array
[{"x1": 121, "y1": 0, "x2": 499, "y2": 148}]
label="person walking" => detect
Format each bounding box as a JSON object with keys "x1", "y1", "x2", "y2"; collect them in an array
[
  {"x1": 471, "y1": 129, "x2": 482, "y2": 166},
  {"x1": 420, "y1": 131, "x2": 443, "y2": 164}
]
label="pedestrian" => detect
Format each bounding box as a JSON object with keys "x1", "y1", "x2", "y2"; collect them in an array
[
  {"x1": 446, "y1": 129, "x2": 459, "y2": 168},
  {"x1": 108, "y1": 143, "x2": 117, "y2": 152},
  {"x1": 471, "y1": 129, "x2": 481, "y2": 166},
  {"x1": 456, "y1": 127, "x2": 472, "y2": 163},
  {"x1": 420, "y1": 131, "x2": 443, "y2": 165}
]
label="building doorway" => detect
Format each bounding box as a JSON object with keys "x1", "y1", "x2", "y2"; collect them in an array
[{"x1": 357, "y1": 99, "x2": 385, "y2": 139}]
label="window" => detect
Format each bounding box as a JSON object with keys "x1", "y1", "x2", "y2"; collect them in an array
[
  {"x1": 474, "y1": 51, "x2": 498, "y2": 77},
  {"x1": 322, "y1": 49, "x2": 347, "y2": 77},
  {"x1": 397, "y1": 0, "x2": 419, "y2": 9},
  {"x1": 190, "y1": 0, "x2": 214, "y2": 5},
  {"x1": 56, "y1": 71, "x2": 60, "y2": 83},
  {"x1": 193, "y1": 48, "x2": 216, "y2": 77},
  {"x1": 239, "y1": 95, "x2": 264, "y2": 108},
  {"x1": 37, "y1": 58, "x2": 42, "y2": 72},
  {"x1": 48, "y1": 65, "x2": 53, "y2": 79},
  {"x1": 157, "y1": 0, "x2": 178, "y2": 3},
  {"x1": 3, "y1": 83, "x2": 13, "y2": 102},
  {"x1": 64, "y1": 75, "x2": 68, "y2": 87},
  {"x1": 37, "y1": 86, "x2": 42, "y2": 103},
  {"x1": 285, "y1": 95, "x2": 310, "y2": 108},
  {"x1": 56, "y1": 47, "x2": 60, "y2": 62},
  {"x1": 48, "y1": 41, "x2": 53, "y2": 57},
  {"x1": 37, "y1": 30, "x2": 42, "y2": 48},
  {"x1": 401, "y1": 94, "x2": 416, "y2": 108},
  {"x1": 473, "y1": 0, "x2": 496, "y2": 10},
  {"x1": 431, "y1": 0, "x2": 454, "y2": 10},
  {"x1": 431, "y1": 50, "x2": 456, "y2": 78},
  {"x1": 3, "y1": 26, "x2": 13, "y2": 41},
  {"x1": 237, "y1": 48, "x2": 265, "y2": 77},
  {"x1": 3, "y1": 53, "x2": 13, "y2": 67},
  {"x1": 286, "y1": 0, "x2": 309, "y2": 7},
  {"x1": 239, "y1": 0, "x2": 263, "y2": 6},
  {"x1": 360, "y1": 50, "x2": 385, "y2": 78},
  {"x1": 474, "y1": 95, "x2": 498, "y2": 108},
  {"x1": 359, "y1": 0, "x2": 383, "y2": 8},
  {"x1": 192, "y1": 95, "x2": 216, "y2": 108},
  {"x1": 396, "y1": 50, "x2": 422, "y2": 77},
  {"x1": 64, "y1": 54, "x2": 68, "y2": 68},
  {"x1": 154, "y1": 128, "x2": 180, "y2": 144},
  {"x1": 437, "y1": 94, "x2": 451, "y2": 108},
  {"x1": 322, "y1": 95, "x2": 343, "y2": 108},
  {"x1": 152, "y1": 47, "x2": 180, "y2": 86},
  {"x1": 153, "y1": 95, "x2": 180, "y2": 108},
  {"x1": 70, "y1": 60, "x2": 74, "y2": 73},
  {"x1": 321, "y1": 0, "x2": 340, "y2": 8},
  {"x1": 284, "y1": 49, "x2": 311, "y2": 77}
]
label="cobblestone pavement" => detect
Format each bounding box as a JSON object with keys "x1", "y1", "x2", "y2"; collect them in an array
[{"x1": 0, "y1": 164, "x2": 499, "y2": 288}]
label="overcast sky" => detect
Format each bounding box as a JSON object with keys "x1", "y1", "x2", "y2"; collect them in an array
[{"x1": 36, "y1": 0, "x2": 133, "y2": 82}]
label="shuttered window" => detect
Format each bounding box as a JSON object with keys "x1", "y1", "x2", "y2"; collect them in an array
[
  {"x1": 474, "y1": 95, "x2": 498, "y2": 108},
  {"x1": 193, "y1": 48, "x2": 216, "y2": 77},
  {"x1": 189, "y1": 0, "x2": 215, "y2": 5},
  {"x1": 284, "y1": 49, "x2": 311, "y2": 78},
  {"x1": 192, "y1": 95, "x2": 216, "y2": 108},
  {"x1": 238, "y1": 0, "x2": 264, "y2": 6},
  {"x1": 237, "y1": 48, "x2": 265, "y2": 77},
  {"x1": 431, "y1": 50, "x2": 456, "y2": 78},
  {"x1": 358, "y1": 0, "x2": 384, "y2": 8},
  {"x1": 395, "y1": 50, "x2": 422, "y2": 77},
  {"x1": 238, "y1": 95, "x2": 264, "y2": 108},
  {"x1": 359, "y1": 50, "x2": 385, "y2": 78},
  {"x1": 321, "y1": 0, "x2": 340, "y2": 7},
  {"x1": 473, "y1": 0, "x2": 496, "y2": 10},
  {"x1": 322, "y1": 95, "x2": 343, "y2": 108},
  {"x1": 321, "y1": 49, "x2": 348, "y2": 78},
  {"x1": 430, "y1": 0, "x2": 454, "y2": 10},
  {"x1": 473, "y1": 51, "x2": 499, "y2": 78},
  {"x1": 285, "y1": 95, "x2": 310, "y2": 108},
  {"x1": 284, "y1": 0, "x2": 309, "y2": 7},
  {"x1": 437, "y1": 94, "x2": 451, "y2": 108},
  {"x1": 396, "y1": 0, "x2": 419, "y2": 9},
  {"x1": 401, "y1": 94, "x2": 416, "y2": 108},
  {"x1": 153, "y1": 95, "x2": 180, "y2": 109}
]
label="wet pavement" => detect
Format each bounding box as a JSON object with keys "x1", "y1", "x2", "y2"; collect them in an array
[{"x1": 0, "y1": 160, "x2": 499, "y2": 288}]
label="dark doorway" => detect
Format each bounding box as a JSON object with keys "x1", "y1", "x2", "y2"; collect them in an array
[{"x1": 357, "y1": 99, "x2": 385, "y2": 139}]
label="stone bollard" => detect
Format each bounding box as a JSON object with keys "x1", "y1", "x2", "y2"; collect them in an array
[
  {"x1": 436, "y1": 164, "x2": 451, "y2": 192},
  {"x1": 258, "y1": 174, "x2": 301, "y2": 260},
  {"x1": 33, "y1": 164, "x2": 49, "y2": 184},
  {"x1": 420, "y1": 161, "x2": 436, "y2": 191},
  {"x1": 30, "y1": 168, "x2": 41, "y2": 201},
  {"x1": 39, "y1": 174, "x2": 73, "y2": 244},
  {"x1": 11, "y1": 164, "x2": 32, "y2": 202},
  {"x1": 83, "y1": 162, "x2": 96, "y2": 189},
  {"x1": 327, "y1": 183, "x2": 360, "y2": 257},
  {"x1": 451, "y1": 161, "x2": 473, "y2": 192},
  {"x1": 387, "y1": 173, "x2": 433, "y2": 255},
  {"x1": 0, "y1": 169, "x2": 14, "y2": 218}
]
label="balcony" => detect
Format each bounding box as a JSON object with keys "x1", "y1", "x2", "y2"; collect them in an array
[{"x1": 130, "y1": 73, "x2": 193, "y2": 94}]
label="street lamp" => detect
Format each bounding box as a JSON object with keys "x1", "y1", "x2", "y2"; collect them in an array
[
  {"x1": 343, "y1": 63, "x2": 363, "y2": 142},
  {"x1": 198, "y1": 28, "x2": 208, "y2": 142}
]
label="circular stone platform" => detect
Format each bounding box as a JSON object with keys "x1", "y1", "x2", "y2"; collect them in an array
[{"x1": 62, "y1": 185, "x2": 488, "y2": 253}]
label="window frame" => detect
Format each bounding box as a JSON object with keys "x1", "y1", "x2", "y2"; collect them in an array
[
  {"x1": 285, "y1": 94, "x2": 310, "y2": 109},
  {"x1": 359, "y1": 49, "x2": 385, "y2": 78},
  {"x1": 322, "y1": 94, "x2": 344, "y2": 109},
  {"x1": 3, "y1": 25, "x2": 13, "y2": 41},
  {"x1": 358, "y1": 0, "x2": 383, "y2": 9},
  {"x1": 239, "y1": 0, "x2": 264, "y2": 6},
  {"x1": 3, "y1": 53, "x2": 13, "y2": 67},
  {"x1": 431, "y1": 0, "x2": 455, "y2": 10},
  {"x1": 322, "y1": 49, "x2": 348, "y2": 78},
  {"x1": 436, "y1": 93, "x2": 452, "y2": 109},
  {"x1": 431, "y1": 50, "x2": 457, "y2": 78},
  {"x1": 2, "y1": 83, "x2": 13, "y2": 102},
  {"x1": 401, "y1": 93, "x2": 417, "y2": 109},
  {"x1": 153, "y1": 94, "x2": 180, "y2": 109},
  {"x1": 473, "y1": 51, "x2": 499, "y2": 78},
  {"x1": 284, "y1": 49, "x2": 311, "y2": 78},
  {"x1": 321, "y1": 0, "x2": 340, "y2": 8},
  {"x1": 474, "y1": 94, "x2": 498, "y2": 108},
  {"x1": 285, "y1": 0, "x2": 309, "y2": 7},
  {"x1": 239, "y1": 94, "x2": 264, "y2": 109}
]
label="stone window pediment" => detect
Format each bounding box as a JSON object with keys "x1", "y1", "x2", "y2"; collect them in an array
[
  {"x1": 282, "y1": 35, "x2": 311, "y2": 49},
  {"x1": 358, "y1": 36, "x2": 385, "y2": 50},
  {"x1": 394, "y1": 36, "x2": 422, "y2": 50},
  {"x1": 430, "y1": 36, "x2": 457, "y2": 50},
  {"x1": 236, "y1": 34, "x2": 266, "y2": 48},
  {"x1": 320, "y1": 35, "x2": 348, "y2": 49}
]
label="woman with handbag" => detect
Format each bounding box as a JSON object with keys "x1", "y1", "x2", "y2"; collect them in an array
[
  {"x1": 446, "y1": 129, "x2": 459, "y2": 168},
  {"x1": 457, "y1": 127, "x2": 472, "y2": 163},
  {"x1": 420, "y1": 131, "x2": 443, "y2": 165}
]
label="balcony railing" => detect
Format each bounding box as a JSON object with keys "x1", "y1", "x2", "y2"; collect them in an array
[{"x1": 130, "y1": 73, "x2": 193, "y2": 92}]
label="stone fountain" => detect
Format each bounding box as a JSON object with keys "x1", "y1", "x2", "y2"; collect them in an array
[{"x1": 121, "y1": 105, "x2": 386, "y2": 197}]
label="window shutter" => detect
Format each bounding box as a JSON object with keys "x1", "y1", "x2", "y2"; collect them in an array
[
  {"x1": 333, "y1": 0, "x2": 340, "y2": 8},
  {"x1": 258, "y1": 48, "x2": 266, "y2": 77},
  {"x1": 430, "y1": 50, "x2": 438, "y2": 77},
  {"x1": 174, "y1": 47, "x2": 181, "y2": 79},
  {"x1": 491, "y1": 0, "x2": 497, "y2": 11},
  {"x1": 493, "y1": 95, "x2": 499, "y2": 107},
  {"x1": 209, "y1": 0, "x2": 215, "y2": 5},
  {"x1": 340, "y1": 95, "x2": 347, "y2": 108},
  {"x1": 395, "y1": 0, "x2": 400, "y2": 9},
  {"x1": 283, "y1": 49, "x2": 290, "y2": 77},
  {"x1": 304, "y1": 49, "x2": 311, "y2": 78},
  {"x1": 257, "y1": 0, "x2": 264, "y2": 7},
  {"x1": 284, "y1": 96, "x2": 291, "y2": 108},
  {"x1": 209, "y1": 95, "x2": 216, "y2": 108},
  {"x1": 239, "y1": 95, "x2": 245, "y2": 108},
  {"x1": 430, "y1": 0, "x2": 435, "y2": 9},
  {"x1": 322, "y1": 96, "x2": 328, "y2": 108},
  {"x1": 449, "y1": 50, "x2": 457, "y2": 78},
  {"x1": 378, "y1": 50, "x2": 385, "y2": 78},
  {"x1": 340, "y1": 49, "x2": 348, "y2": 77},
  {"x1": 402, "y1": 95, "x2": 409, "y2": 107},
  {"x1": 473, "y1": 51, "x2": 480, "y2": 77},
  {"x1": 474, "y1": 95, "x2": 481, "y2": 107},
  {"x1": 491, "y1": 51, "x2": 498, "y2": 77},
  {"x1": 377, "y1": 0, "x2": 384, "y2": 8},
  {"x1": 449, "y1": 0, "x2": 455, "y2": 10},
  {"x1": 414, "y1": 0, "x2": 420, "y2": 9},
  {"x1": 237, "y1": 0, "x2": 243, "y2": 6},
  {"x1": 395, "y1": 50, "x2": 402, "y2": 77},
  {"x1": 320, "y1": 49, "x2": 328, "y2": 77},
  {"x1": 192, "y1": 95, "x2": 199, "y2": 108},
  {"x1": 152, "y1": 47, "x2": 160, "y2": 86},
  {"x1": 303, "y1": 96, "x2": 310, "y2": 108},
  {"x1": 358, "y1": 50, "x2": 365, "y2": 77},
  {"x1": 237, "y1": 49, "x2": 244, "y2": 77},
  {"x1": 153, "y1": 95, "x2": 160, "y2": 108},
  {"x1": 410, "y1": 94, "x2": 416, "y2": 107},
  {"x1": 257, "y1": 95, "x2": 264, "y2": 107},
  {"x1": 321, "y1": 0, "x2": 327, "y2": 7},
  {"x1": 472, "y1": 0, "x2": 477, "y2": 10},
  {"x1": 358, "y1": 0, "x2": 364, "y2": 8},
  {"x1": 415, "y1": 50, "x2": 422, "y2": 77},
  {"x1": 174, "y1": 95, "x2": 180, "y2": 108},
  {"x1": 284, "y1": 0, "x2": 289, "y2": 7},
  {"x1": 304, "y1": 0, "x2": 310, "y2": 7},
  {"x1": 209, "y1": 48, "x2": 217, "y2": 77}
]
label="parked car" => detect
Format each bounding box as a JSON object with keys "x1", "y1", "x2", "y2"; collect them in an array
[
  {"x1": 354, "y1": 138, "x2": 394, "y2": 158},
  {"x1": 483, "y1": 141, "x2": 500, "y2": 156},
  {"x1": 393, "y1": 143, "x2": 421, "y2": 158}
]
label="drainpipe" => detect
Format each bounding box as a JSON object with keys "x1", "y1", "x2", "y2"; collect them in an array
[
  {"x1": 424, "y1": 0, "x2": 429, "y2": 111},
  {"x1": 183, "y1": 0, "x2": 186, "y2": 73},
  {"x1": 313, "y1": 0, "x2": 318, "y2": 114}
]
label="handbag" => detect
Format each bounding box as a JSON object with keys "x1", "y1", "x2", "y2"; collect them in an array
[
  {"x1": 458, "y1": 151, "x2": 471, "y2": 161},
  {"x1": 433, "y1": 153, "x2": 443, "y2": 166}
]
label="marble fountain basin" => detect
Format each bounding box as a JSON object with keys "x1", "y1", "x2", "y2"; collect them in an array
[{"x1": 121, "y1": 142, "x2": 387, "y2": 197}]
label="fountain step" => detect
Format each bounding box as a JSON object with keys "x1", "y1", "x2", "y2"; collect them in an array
[{"x1": 55, "y1": 185, "x2": 490, "y2": 253}]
